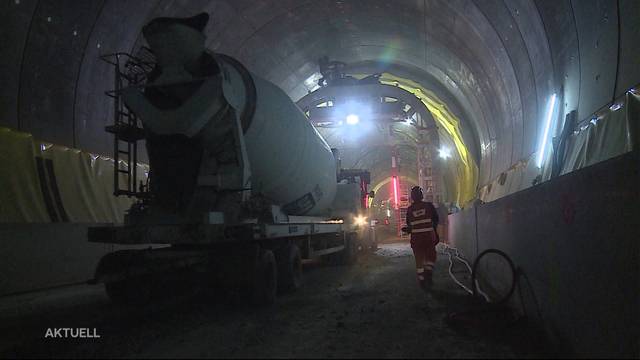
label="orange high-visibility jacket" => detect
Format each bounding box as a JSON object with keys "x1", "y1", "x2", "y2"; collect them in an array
[{"x1": 406, "y1": 201, "x2": 439, "y2": 242}]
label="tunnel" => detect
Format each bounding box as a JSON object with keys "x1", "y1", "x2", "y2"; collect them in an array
[{"x1": 0, "y1": 0, "x2": 638, "y2": 358}]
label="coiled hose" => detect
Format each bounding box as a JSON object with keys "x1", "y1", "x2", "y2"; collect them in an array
[{"x1": 436, "y1": 243, "x2": 516, "y2": 305}]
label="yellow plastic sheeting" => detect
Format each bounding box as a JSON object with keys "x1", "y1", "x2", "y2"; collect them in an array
[
  {"x1": 561, "y1": 90, "x2": 636, "y2": 175},
  {"x1": 477, "y1": 89, "x2": 638, "y2": 203},
  {"x1": 630, "y1": 91, "x2": 640, "y2": 150},
  {"x1": 377, "y1": 73, "x2": 479, "y2": 207},
  {"x1": 0, "y1": 128, "x2": 49, "y2": 222},
  {"x1": 477, "y1": 157, "x2": 531, "y2": 203},
  {"x1": 0, "y1": 127, "x2": 147, "y2": 223},
  {"x1": 627, "y1": 88, "x2": 640, "y2": 150}
]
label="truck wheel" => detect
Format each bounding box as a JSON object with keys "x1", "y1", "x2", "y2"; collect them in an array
[
  {"x1": 335, "y1": 233, "x2": 358, "y2": 265},
  {"x1": 277, "y1": 244, "x2": 302, "y2": 293},
  {"x1": 250, "y1": 249, "x2": 278, "y2": 306},
  {"x1": 346, "y1": 233, "x2": 359, "y2": 264}
]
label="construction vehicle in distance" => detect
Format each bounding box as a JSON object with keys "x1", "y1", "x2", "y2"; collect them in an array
[{"x1": 88, "y1": 13, "x2": 376, "y2": 305}]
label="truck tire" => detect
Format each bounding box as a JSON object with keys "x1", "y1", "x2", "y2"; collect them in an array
[
  {"x1": 334, "y1": 232, "x2": 358, "y2": 265},
  {"x1": 250, "y1": 249, "x2": 278, "y2": 306},
  {"x1": 276, "y1": 244, "x2": 302, "y2": 293}
]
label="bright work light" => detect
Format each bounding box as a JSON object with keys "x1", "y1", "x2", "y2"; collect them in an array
[
  {"x1": 346, "y1": 114, "x2": 360, "y2": 125},
  {"x1": 354, "y1": 215, "x2": 368, "y2": 226},
  {"x1": 536, "y1": 94, "x2": 557, "y2": 168},
  {"x1": 438, "y1": 147, "x2": 451, "y2": 159}
]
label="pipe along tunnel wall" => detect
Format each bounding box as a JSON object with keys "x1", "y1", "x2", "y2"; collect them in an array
[{"x1": 448, "y1": 150, "x2": 639, "y2": 358}]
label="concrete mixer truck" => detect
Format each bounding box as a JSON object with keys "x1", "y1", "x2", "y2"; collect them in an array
[{"x1": 87, "y1": 13, "x2": 376, "y2": 305}]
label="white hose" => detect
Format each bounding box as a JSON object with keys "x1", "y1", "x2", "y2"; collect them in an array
[{"x1": 436, "y1": 243, "x2": 491, "y2": 303}]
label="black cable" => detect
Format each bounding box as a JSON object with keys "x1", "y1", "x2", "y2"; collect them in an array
[
  {"x1": 471, "y1": 248, "x2": 517, "y2": 306},
  {"x1": 515, "y1": 268, "x2": 544, "y2": 324}
]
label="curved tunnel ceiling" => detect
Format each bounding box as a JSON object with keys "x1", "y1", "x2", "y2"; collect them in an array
[{"x1": 3, "y1": 0, "x2": 638, "y2": 206}]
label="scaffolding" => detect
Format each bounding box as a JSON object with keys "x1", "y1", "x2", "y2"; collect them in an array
[{"x1": 397, "y1": 181, "x2": 410, "y2": 239}]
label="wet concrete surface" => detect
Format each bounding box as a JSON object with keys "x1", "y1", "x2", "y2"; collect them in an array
[{"x1": 0, "y1": 243, "x2": 552, "y2": 358}]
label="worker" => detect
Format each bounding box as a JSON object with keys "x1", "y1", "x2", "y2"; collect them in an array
[{"x1": 404, "y1": 186, "x2": 439, "y2": 289}]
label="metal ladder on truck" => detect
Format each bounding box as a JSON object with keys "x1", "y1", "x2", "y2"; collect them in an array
[{"x1": 100, "y1": 49, "x2": 154, "y2": 197}]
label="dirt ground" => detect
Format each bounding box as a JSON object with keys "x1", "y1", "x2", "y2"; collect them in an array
[{"x1": 0, "y1": 242, "x2": 553, "y2": 358}]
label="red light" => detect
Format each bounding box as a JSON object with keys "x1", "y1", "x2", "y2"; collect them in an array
[
  {"x1": 365, "y1": 193, "x2": 369, "y2": 209},
  {"x1": 392, "y1": 176, "x2": 399, "y2": 210}
]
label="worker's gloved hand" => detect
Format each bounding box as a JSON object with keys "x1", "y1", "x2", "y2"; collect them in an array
[{"x1": 401, "y1": 226, "x2": 411, "y2": 234}]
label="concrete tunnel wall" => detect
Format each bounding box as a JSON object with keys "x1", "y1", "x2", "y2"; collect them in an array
[
  {"x1": 448, "y1": 151, "x2": 640, "y2": 357},
  {"x1": 2, "y1": 0, "x2": 639, "y2": 194},
  {"x1": 0, "y1": 1, "x2": 639, "y2": 355}
]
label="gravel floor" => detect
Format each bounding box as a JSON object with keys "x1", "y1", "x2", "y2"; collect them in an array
[{"x1": 0, "y1": 243, "x2": 552, "y2": 358}]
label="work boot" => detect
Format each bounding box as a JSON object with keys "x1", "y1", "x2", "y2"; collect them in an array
[
  {"x1": 423, "y1": 270, "x2": 433, "y2": 289},
  {"x1": 417, "y1": 274, "x2": 426, "y2": 289}
]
